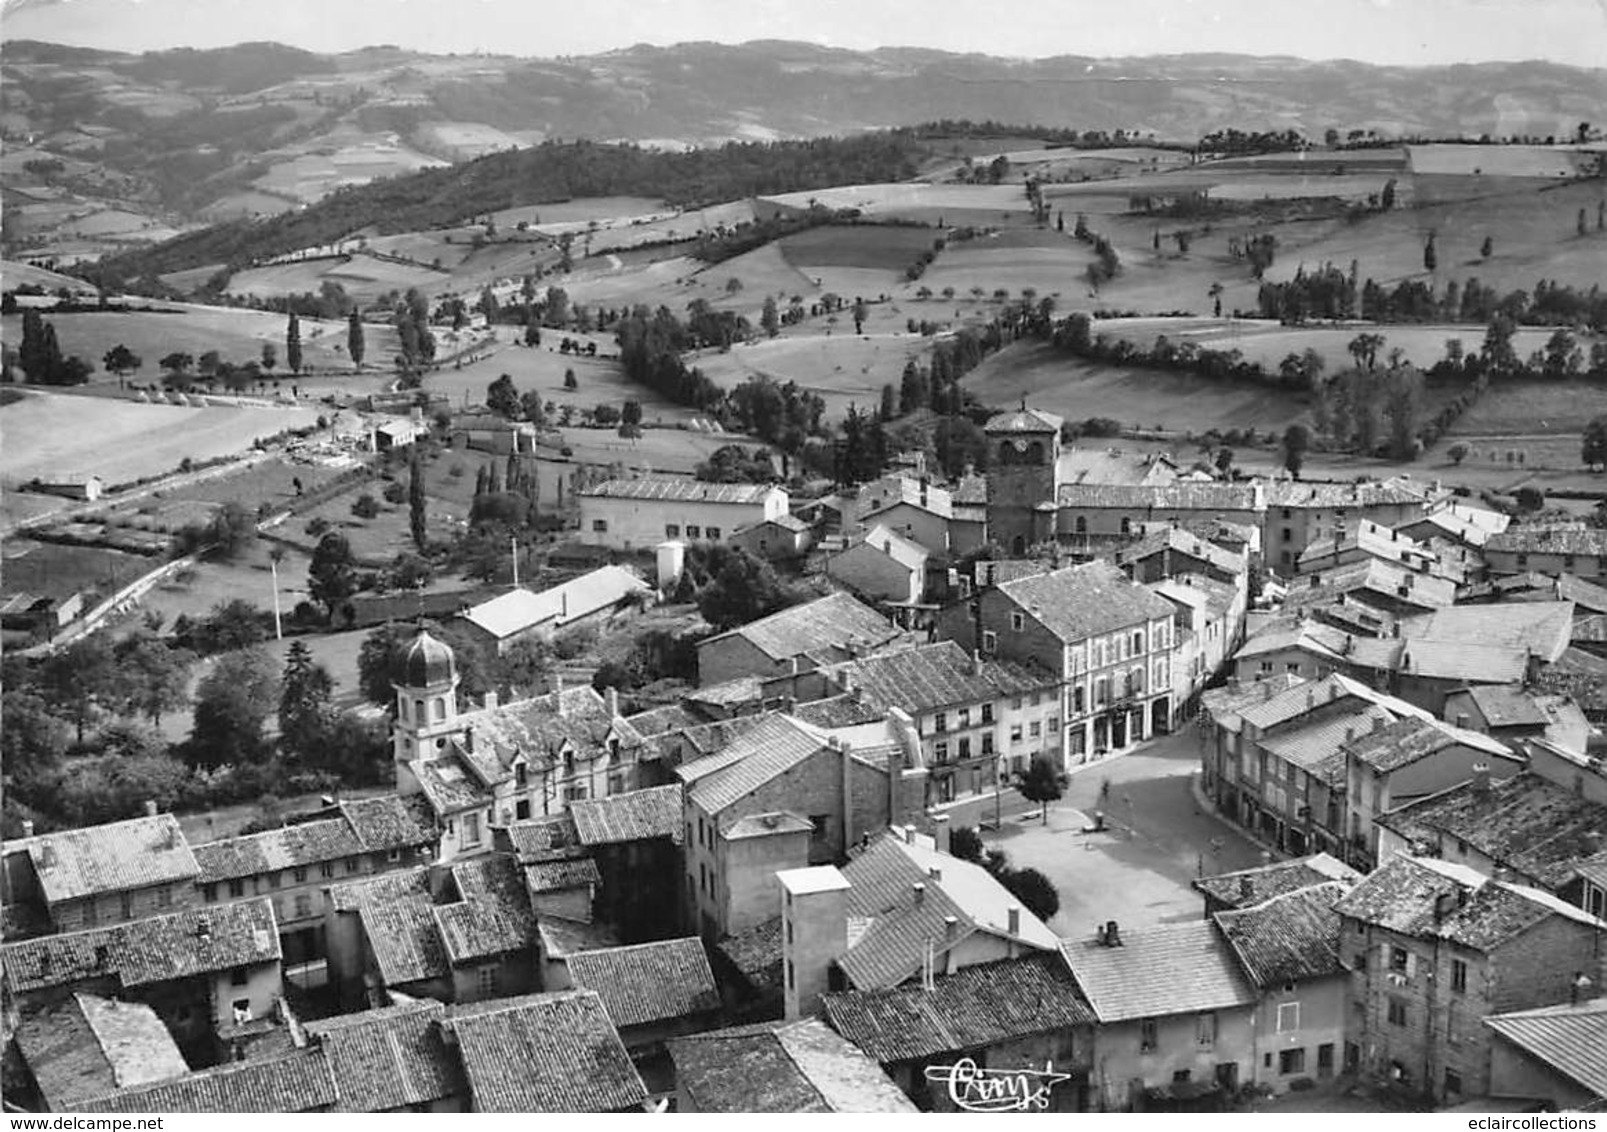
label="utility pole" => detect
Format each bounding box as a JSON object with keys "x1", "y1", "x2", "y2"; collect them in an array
[
  {"x1": 511, "y1": 535, "x2": 519, "y2": 588},
  {"x1": 269, "y1": 552, "x2": 284, "y2": 640}
]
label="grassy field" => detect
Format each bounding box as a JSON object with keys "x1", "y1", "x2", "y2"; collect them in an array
[
  {"x1": 1450, "y1": 382, "x2": 1607, "y2": 437},
  {"x1": 690, "y1": 331, "x2": 934, "y2": 422},
  {"x1": 912, "y1": 229, "x2": 1092, "y2": 302},
  {"x1": 3, "y1": 538, "x2": 151, "y2": 601},
  {"x1": 227, "y1": 254, "x2": 447, "y2": 304},
  {"x1": 0, "y1": 304, "x2": 401, "y2": 376},
  {"x1": 0, "y1": 390, "x2": 321, "y2": 488},
  {"x1": 778, "y1": 224, "x2": 941, "y2": 270}
]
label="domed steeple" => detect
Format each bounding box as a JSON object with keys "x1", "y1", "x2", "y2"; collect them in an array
[{"x1": 395, "y1": 628, "x2": 456, "y2": 689}]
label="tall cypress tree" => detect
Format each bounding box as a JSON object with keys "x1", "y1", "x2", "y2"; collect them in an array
[
  {"x1": 286, "y1": 312, "x2": 303, "y2": 375},
  {"x1": 347, "y1": 311, "x2": 365, "y2": 368},
  {"x1": 408, "y1": 456, "x2": 427, "y2": 552}
]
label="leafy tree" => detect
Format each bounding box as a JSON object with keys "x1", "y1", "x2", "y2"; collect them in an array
[
  {"x1": 1348, "y1": 332, "x2": 1386, "y2": 371},
  {"x1": 1481, "y1": 235, "x2": 1493, "y2": 260},
  {"x1": 160, "y1": 351, "x2": 194, "y2": 377},
  {"x1": 189, "y1": 647, "x2": 279, "y2": 767},
  {"x1": 308, "y1": 532, "x2": 358, "y2": 622},
  {"x1": 520, "y1": 390, "x2": 543, "y2": 424},
  {"x1": 852, "y1": 298, "x2": 868, "y2": 334},
  {"x1": 1448, "y1": 442, "x2": 1470, "y2": 466},
  {"x1": 1016, "y1": 755, "x2": 1063, "y2": 824},
  {"x1": 2, "y1": 690, "x2": 71, "y2": 792},
  {"x1": 286, "y1": 312, "x2": 303, "y2": 375},
  {"x1": 1583, "y1": 415, "x2": 1607, "y2": 470},
  {"x1": 351, "y1": 493, "x2": 381, "y2": 519},
  {"x1": 563, "y1": 368, "x2": 578, "y2": 390},
  {"x1": 303, "y1": 711, "x2": 390, "y2": 784},
  {"x1": 192, "y1": 598, "x2": 267, "y2": 653},
  {"x1": 1515, "y1": 485, "x2": 1546, "y2": 513},
  {"x1": 487, "y1": 373, "x2": 520, "y2": 418},
  {"x1": 1423, "y1": 236, "x2": 1437, "y2": 273},
  {"x1": 694, "y1": 546, "x2": 789, "y2": 631},
  {"x1": 1000, "y1": 865, "x2": 1059, "y2": 921},
  {"x1": 1281, "y1": 423, "x2": 1311, "y2": 478},
  {"x1": 113, "y1": 629, "x2": 193, "y2": 726},
  {"x1": 357, "y1": 622, "x2": 409, "y2": 707},
  {"x1": 347, "y1": 311, "x2": 365, "y2": 368},
  {"x1": 761, "y1": 296, "x2": 780, "y2": 338},
  {"x1": 950, "y1": 825, "x2": 985, "y2": 863},
  {"x1": 409, "y1": 456, "x2": 427, "y2": 551},
  {"x1": 621, "y1": 400, "x2": 643, "y2": 428},
  {"x1": 102, "y1": 344, "x2": 142, "y2": 381},
  {"x1": 279, "y1": 640, "x2": 334, "y2": 762},
  {"x1": 40, "y1": 635, "x2": 119, "y2": 744},
  {"x1": 1214, "y1": 447, "x2": 1234, "y2": 476},
  {"x1": 207, "y1": 500, "x2": 257, "y2": 559}
]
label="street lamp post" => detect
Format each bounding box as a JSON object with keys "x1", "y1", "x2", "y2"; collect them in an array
[{"x1": 269, "y1": 551, "x2": 284, "y2": 641}]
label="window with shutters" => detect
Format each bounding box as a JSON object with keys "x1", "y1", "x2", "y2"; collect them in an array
[
  {"x1": 1387, "y1": 997, "x2": 1408, "y2": 1027},
  {"x1": 1276, "y1": 1002, "x2": 1300, "y2": 1033},
  {"x1": 1196, "y1": 1013, "x2": 1216, "y2": 1049},
  {"x1": 1451, "y1": 959, "x2": 1467, "y2": 993},
  {"x1": 1389, "y1": 946, "x2": 1408, "y2": 973},
  {"x1": 1139, "y1": 1018, "x2": 1158, "y2": 1052}
]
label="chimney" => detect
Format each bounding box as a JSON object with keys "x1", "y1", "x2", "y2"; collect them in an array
[
  {"x1": 483, "y1": 690, "x2": 499, "y2": 712},
  {"x1": 144, "y1": 800, "x2": 158, "y2": 817},
  {"x1": 166, "y1": 824, "x2": 179, "y2": 850},
  {"x1": 1105, "y1": 920, "x2": 1122, "y2": 947},
  {"x1": 1434, "y1": 891, "x2": 1458, "y2": 922},
  {"x1": 464, "y1": 726, "x2": 475, "y2": 753},
  {"x1": 607, "y1": 686, "x2": 620, "y2": 719},
  {"x1": 1007, "y1": 906, "x2": 1021, "y2": 936},
  {"x1": 1572, "y1": 972, "x2": 1594, "y2": 1007},
  {"x1": 1471, "y1": 763, "x2": 1491, "y2": 796},
  {"x1": 970, "y1": 649, "x2": 983, "y2": 676},
  {"x1": 1345, "y1": 726, "x2": 1356, "y2": 743},
  {"x1": 931, "y1": 813, "x2": 951, "y2": 856},
  {"x1": 929, "y1": 865, "x2": 943, "y2": 883},
  {"x1": 944, "y1": 915, "x2": 959, "y2": 941},
  {"x1": 1239, "y1": 875, "x2": 1254, "y2": 900},
  {"x1": 1373, "y1": 714, "x2": 1387, "y2": 733},
  {"x1": 903, "y1": 825, "x2": 917, "y2": 844},
  {"x1": 21, "y1": 820, "x2": 34, "y2": 839},
  {"x1": 913, "y1": 882, "x2": 926, "y2": 905}
]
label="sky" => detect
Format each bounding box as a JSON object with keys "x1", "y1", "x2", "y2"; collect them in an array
[{"x1": 3, "y1": 0, "x2": 1605, "y2": 67}]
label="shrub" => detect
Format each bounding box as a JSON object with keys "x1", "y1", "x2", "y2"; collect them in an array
[
  {"x1": 382, "y1": 481, "x2": 408, "y2": 504},
  {"x1": 351, "y1": 494, "x2": 381, "y2": 519}
]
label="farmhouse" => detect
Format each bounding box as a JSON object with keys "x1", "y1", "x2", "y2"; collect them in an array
[
  {"x1": 578, "y1": 477, "x2": 788, "y2": 551},
  {"x1": 1486, "y1": 525, "x2": 1607, "y2": 580},
  {"x1": 28, "y1": 472, "x2": 103, "y2": 501},
  {"x1": 730, "y1": 514, "x2": 813, "y2": 561},
  {"x1": 1057, "y1": 482, "x2": 1267, "y2": 547},
  {"x1": 694, "y1": 591, "x2": 901, "y2": 688},
  {"x1": 0, "y1": 590, "x2": 84, "y2": 642},
  {"x1": 1264, "y1": 478, "x2": 1437, "y2": 574},
  {"x1": 458, "y1": 566, "x2": 652, "y2": 653},
  {"x1": 824, "y1": 524, "x2": 929, "y2": 605}
]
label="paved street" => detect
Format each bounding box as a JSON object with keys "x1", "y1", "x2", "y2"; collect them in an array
[{"x1": 952, "y1": 729, "x2": 1270, "y2": 938}]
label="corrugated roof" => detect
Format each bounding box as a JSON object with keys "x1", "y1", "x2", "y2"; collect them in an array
[
  {"x1": 1213, "y1": 882, "x2": 1351, "y2": 987},
  {"x1": 570, "y1": 784, "x2": 682, "y2": 845},
  {"x1": 580, "y1": 477, "x2": 779, "y2": 505},
  {"x1": 669, "y1": 1018, "x2": 916, "y2": 1112},
  {"x1": 1484, "y1": 1000, "x2": 1607, "y2": 1099},
  {"x1": 16, "y1": 813, "x2": 199, "y2": 905},
  {"x1": 999, "y1": 560, "x2": 1176, "y2": 643},
  {"x1": 822, "y1": 954, "x2": 1094, "y2": 1064},
  {"x1": 447, "y1": 990, "x2": 648, "y2": 1113},
  {"x1": 461, "y1": 566, "x2": 651, "y2": 640},
  {"x1": 565, "y1": 937, "x2": 720, "y2": 1029},
  {"x1": 1060, "y1": 920, "x2": 1257, "y2": 1023},
  {"x1": 699, "y1": 591, "x2": 897, "y2": 664}
]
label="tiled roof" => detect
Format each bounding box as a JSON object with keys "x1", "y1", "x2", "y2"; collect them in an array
[
  {"x1": 1397, "y1": 639, "x2": 1531, "y2": 684},
  {"x1": 339, "y1": 794, "x2": 438, "y2": 851},
  {"x1": 1484, "y1": 1000, "x2": 1607, "y2": 1099},
  {"x1": 847, "y1": 523, "x2": 930, "y2": 570},
  {"x1": 1235, "y1": 673, "x2": 1429, "y2": 734},
  {"x1": 447, "y1": 990, "x2": 648, "y2": 1113},
  {"x1": 435, "y1": 855, "x2": 536, "y2": 964},
  {"x1": 999, "y1": 560, "x2": 1176, "y2": 644},
  {"x1": 1118, "y1": 526, "x2": 1245, "y2": 576},
  {"x1": 14, "y1": 994, "x2": 188, "y2": 1107},
  {"x1": 525, "y1": 858, "x2": 601, "y2": 893},
  {"x1": 15, "y1": 814, "x2": 199, "y2": 905},
  {"x1": 192, "y1": 816, "x2": 364, "y2": 884},
  {"x1": 821, "y1": 641, "x2": 1057, "y2": 716},
  {"x1": 1404, "y1": 502, "x2": 1509, "y2": 547},
  {"x1": 853, "y1": 473, "x2": 954, "y2": 521},
  {"x1": 680, "y1": 714, "x2": 830, "y2": 815},
  {"x1": 64, "y1": 1049, "x2": 338, "y2": 1113},
  {"x1": 1488, "y1": 525, "x2": 1607, "y2": 557},
  {"x1": 1262, "y1": 704, "x2": 1399, "y2": 783},
  {"x1": 565, "y1": 938, "x2": 721, "y2": 1029},
  {"x1": 698, "y1": 591, "x2": 897, "y2": 664},
  {"x1": 1334, "y1": 855, "x2": 1606, "y2": 950},
  {"x1": 1399, "y1": 601, "x2": 1572, "y2": 662},
  {"x1": 821, "y1": 954, "x2": 1094, "y2": 1064},
  {"x1": 409, "y1": 749, "x2": 497, "y2": 814},
  {"x1": 1457, "y1": 684, "x2": 1552, "y2": 728},
  {"x1": 451, "y1": 684, "x2": 639, "y2": 782},
  {"x1": 1194, "y1": 852, "x2": 1360, "y2": 911},
  {"x1": 580, "y1": 476, "x2": 778, "y2": 504},
  {"x1": 536, "y1": 914, "x2": 620, "y2": 960},
  {"x1": 1057, "y1": 481, "x2": 1263, "y2": 512},
  {"x1": 305, "y1": 1001, "x2": 465, "y2": 1112},
  {"x1": 1265, "y1": 477, "x2": 1432, "y2": 509},
  {"x1": 669, "y1": 1018, "x2": 917, "y2": 1112},
  {"x1": 620, "y1": 702, "x2": 703, "y2": 738},
  {"x1": 1214, "y1": 883, "x2": 1351, "y2": 986},
  {"x1": 1060, "y1": 920, "x2": 1257, "y2": 1023},
  {"x1": 1377, "y1": 772, "x2": 1607, "y2": 891},
  {"x1": 570, "y1": 784, "x2": 682, "y2": 845},
  {"x1": 2, "y1": 899, "x2": 281, "y2": 994},
  {"x1": 790, "y1": 693, "x2": 886, "y2": 728},
  {"x1": 836, "y1": 833, "x2": 1057, "y2": 990},
  {"x1": 1200, "y1": 673, "x2": 1306, "y2": 731},
  {"x1": 1342, "y1": 716, "x2": 1514, "y2": 774},
  {"x1": 1282, "y1": 557, "x2": 1457, "y2": 612},
  {"x1": 461, "y1": 566, "x2": 651, "y2": 639},
  {"x1": 985, "y1": 407, "x2": 1063, "y2": 434},
  {"x1": 499, "y1": 815, "x2": 583, "y2": 863},
  {"x1": 338, "y1": 869, "x2": 448, "y2": 986}
]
